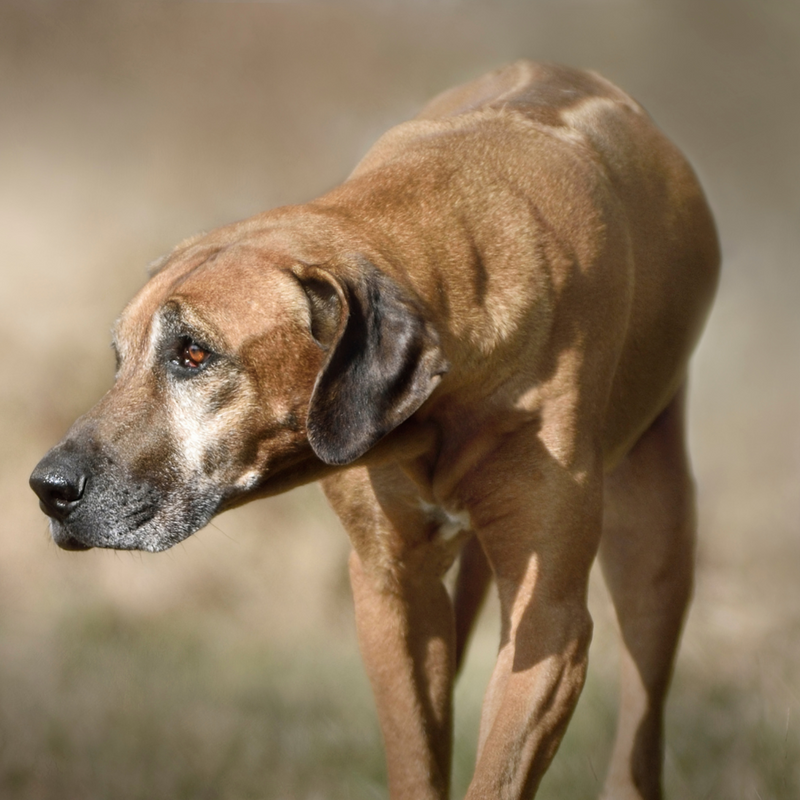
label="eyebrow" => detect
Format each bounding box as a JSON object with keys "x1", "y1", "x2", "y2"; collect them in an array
[{"x1": 157, "y1": 300, "x2": 228, "y2": 354}]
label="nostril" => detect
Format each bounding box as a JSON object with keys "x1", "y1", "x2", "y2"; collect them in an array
[
  {"x1": 46, "y1": 473, "x2": 86, "y2": 504},
  {"x1": 29, "y1": 458, "x2": 88, "y2": 522}
]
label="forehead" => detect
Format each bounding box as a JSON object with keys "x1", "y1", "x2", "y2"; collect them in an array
[{"x1": 116, "y1": 243, "x2": 305, "y2": 351}]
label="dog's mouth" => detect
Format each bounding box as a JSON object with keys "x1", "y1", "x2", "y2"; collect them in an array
[
  {"x1": 50, "y1": 521, "x2": 93, "y2": 551},
  {"x1": 45, "y1": 510, "x2": 206, "y2": 554}
]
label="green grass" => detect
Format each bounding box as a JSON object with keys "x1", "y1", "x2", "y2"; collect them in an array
[
  {"x1": 3, "y1": 597, "x2": 795, "y2": 800},
  {"x1": 0, "y1": 608, "x2": 387, "y2": 800}
]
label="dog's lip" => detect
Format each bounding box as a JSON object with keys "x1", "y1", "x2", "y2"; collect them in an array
[
  {"x1": 57, "y1": 536, "x2": 93, "y2": 552},
  {"x1": 50, "y1": 522, "x2": 93, "y2": 551}
]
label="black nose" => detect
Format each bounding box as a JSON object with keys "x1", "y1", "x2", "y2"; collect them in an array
[{"x1": 29, "y1": 450, "x2": 88, "y2": 522}]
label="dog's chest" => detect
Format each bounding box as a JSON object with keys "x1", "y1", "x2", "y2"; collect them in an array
[{"x1": 419, "y1": 500, "x2": 472, "y2": 542}]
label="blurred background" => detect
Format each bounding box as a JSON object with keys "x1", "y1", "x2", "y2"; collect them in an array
[{"x1": 1, "y1": 1, "x2": 798, "y2": 798}]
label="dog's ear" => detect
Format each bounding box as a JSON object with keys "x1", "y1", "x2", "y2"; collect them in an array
[{"x1": 294, "y1": 260, "x2": 448, "y2": 466}]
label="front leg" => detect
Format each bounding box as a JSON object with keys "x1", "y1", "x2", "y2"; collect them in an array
[
  {"x1": 323, "y1": 465, "x2": 462, "y2": 800},
  {"x1": 460, "y1": 425, "x2": 603, "y2": 799}
]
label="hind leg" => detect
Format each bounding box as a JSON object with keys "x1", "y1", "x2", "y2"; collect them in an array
[{"x1": 599, "y1": 387, "x2": 696, "y2": 800}]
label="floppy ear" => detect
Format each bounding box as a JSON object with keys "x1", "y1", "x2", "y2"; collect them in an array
[{"x1": 295, "y1": 259, "x2": 448, "y2": 466}]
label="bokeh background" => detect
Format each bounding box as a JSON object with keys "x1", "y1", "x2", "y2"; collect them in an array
[{"x1": 1, "y1": 1, "x2": 798, "y2": 798}]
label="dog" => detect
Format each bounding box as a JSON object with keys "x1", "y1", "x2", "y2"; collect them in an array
[{"x1": 30, "y1": 61, "x2": 719, "y2": 799}]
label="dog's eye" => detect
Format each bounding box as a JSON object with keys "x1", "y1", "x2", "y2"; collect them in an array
[{"x1": 175, "y1": 339, "x2": 211, "y2": 370}]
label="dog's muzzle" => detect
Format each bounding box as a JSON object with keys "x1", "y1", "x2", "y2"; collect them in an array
[{"x1": 29, "y1": 436, "x2": 215, "y2": 553}]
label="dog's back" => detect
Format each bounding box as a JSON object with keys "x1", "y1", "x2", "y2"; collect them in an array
[{"x1": 416, "y1": 60, "x2": 640, "y2": 125}]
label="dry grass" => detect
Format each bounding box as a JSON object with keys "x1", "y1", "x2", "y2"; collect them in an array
[{"x1": 1, "y1": 2, "x2": 798, "y2": 798}]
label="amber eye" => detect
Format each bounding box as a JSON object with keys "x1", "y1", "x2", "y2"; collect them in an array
[{"x1": 179, "y1": 340, "x2": 210, "y2": 369}]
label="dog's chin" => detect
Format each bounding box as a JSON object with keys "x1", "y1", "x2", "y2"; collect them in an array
[{"x1": 48, "y1": 518, "x2": 197, "y2": 554}]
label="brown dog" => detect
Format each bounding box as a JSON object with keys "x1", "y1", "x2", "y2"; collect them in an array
[{"x1": 30, "y1": 61, "x2": 719, "y2": 799}]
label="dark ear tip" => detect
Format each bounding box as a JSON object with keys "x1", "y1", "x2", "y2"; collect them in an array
[
  {"x1": 307, "y1": 411, "x2": 373, "y2": 465},
  {"x1": 307, "y1": 369, "x2": 446, "y2": 466},
  {"x1": 307, "y1": 435, "x2": 357, "y2": 466}
]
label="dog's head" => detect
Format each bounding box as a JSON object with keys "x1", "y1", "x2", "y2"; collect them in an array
[{"x1": 29, "y1": 231, "x2": 447, "y2": 552}]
